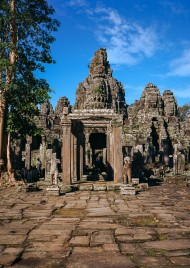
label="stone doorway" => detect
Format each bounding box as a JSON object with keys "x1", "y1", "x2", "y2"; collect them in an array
[
  {"x1": 89, "y1": 133, "x2": 106, "y2": 168},
  {"x1": 84, "y1": 133, "x2": 107, "y2": 180}
]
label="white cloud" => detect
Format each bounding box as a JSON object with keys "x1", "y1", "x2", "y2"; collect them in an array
[
  {"x1": 64, "y1": 0, "x2": 88, "y2": 8},
  {"x1": 167, "y1": 49, "x2": 190, "y2": 77},
  {"x1": 87, "y1": 6, "x2": 159, "y2": 66},
  {"x1": 160, "y1": 0, "x2": 190, "y2": 15}
]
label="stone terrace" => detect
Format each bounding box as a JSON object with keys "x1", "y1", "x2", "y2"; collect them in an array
[{"x1": 0, "y1": 177, "x2": 190, "y2": 267}]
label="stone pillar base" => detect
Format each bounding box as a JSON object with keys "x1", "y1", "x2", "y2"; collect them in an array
[
  {"x1": 120, "y1": 185, "x2": 136, "y2": 195},
  {"x1": 46, "y1": 185, "x2": 60, "y2": 196}
]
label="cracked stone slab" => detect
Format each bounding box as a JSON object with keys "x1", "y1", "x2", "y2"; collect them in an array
[{"x1": 143, "y1": 239, "x2": 190, "y2": 250}]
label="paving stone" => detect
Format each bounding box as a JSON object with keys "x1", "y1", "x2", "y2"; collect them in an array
[
  {"x1": 143, "y1": 239, "x2": 190, "y2": 250},
  {"x1": 78, "y1": 221, "x2": 118, "y2": 230},
  {"x1": 72, "y1": 247, "x2": 103, "y2": 254},
  {"x1": 13, "y1": 256, "x2": 67, "y2": 268},
  {"x1": 0, "y1": 254, "x2": 19, "y2": 266},
  {"x1": 0, "y1": 246, "x2": 4, "y2": 253},
  {"x1": 102, "y1": 243, "x2": 119, "y2": 252},
  {"x1": 119, "y1": 243, "x2": 147, "y2": 256},
  {"x1": 0, "y1": 177, "x2": 190, "y2": 267},
  {"x1": 25, "y1": 242, "x2": 65, "y2": 252},
  {"x1": 134, "y1": 256, "x2": 172, "y2": 267},
  {"x1": 69, "y1": 236, "x2": 90, "y2": 246},
  {"x1": 2, "y1": 247, "x2": 24, "y2": 255},
  {"x1": 164, "y1": 251, "x2": 190, "y2": 257},
  {"x1": 170, "y1": 256, "x2": 190, "y2": 265},
  {"x1": 90, "y1": 230, "x2": 115, "y2": 246},
  {"x1": 0, "y1": 234, "x2": 26, "y2": 245},
  {"x1": 66, "y1": 252, "x2": 136, "y2": 268}
]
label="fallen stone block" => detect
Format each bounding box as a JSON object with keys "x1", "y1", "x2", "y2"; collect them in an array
[
  {"x1": 120, "y1": 185, "x2": 136, "y2": 195},
  {"x1": 46, "y1": 185, "x2": 60, "y2": 196},
  {"x1": 132, "y1": 178, "x2": 139, "y2": 184}
]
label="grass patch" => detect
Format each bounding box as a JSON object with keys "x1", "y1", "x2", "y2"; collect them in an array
[
  {"x1": 146, "y1": 248, "x2": 156, "y2": 256},
  {"x1": 116, "y1": 216, "x2": 159, "y2": 227},
  {"x1": 128, "y1": 217, "x2": 159, "y2": 227},
  {"x1": 159, "y1": 234, "x2": 167, "y2": 241}
]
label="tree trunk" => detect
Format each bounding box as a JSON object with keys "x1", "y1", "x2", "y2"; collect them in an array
[
  {"x1": 0, "y1": 95, "x2": 6, "y2": 175},
  {"x1": 6, "y1": 0, "x2": 17, "y2": 172},
  {"x1": 0, "y1": 11, "x2": 7, "y2": 174},
  {"x1": 7, "y1": 132, "x2": 12, "y2": 174}
]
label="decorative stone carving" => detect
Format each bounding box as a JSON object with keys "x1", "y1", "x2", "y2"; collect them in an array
[
  {"x1": 162, "y1": 90, "x2": 177, "y2": 116},
  {"x1": 74, "y1": 48, "x2": 127, "y2": 115},
  {"x1": 123, "y1": 156, "x2": 132, "y2": 184}
]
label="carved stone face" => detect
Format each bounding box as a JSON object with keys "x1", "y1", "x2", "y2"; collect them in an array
[
  {"x1": 167, "y1": 105, "x2": 175, "y2": 116},
  {"x1": 145, "y1": 93, "x2": 158, "y2": 108}
]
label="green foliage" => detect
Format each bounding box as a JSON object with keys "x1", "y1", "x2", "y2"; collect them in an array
[
  {"x1": 0, "y1": 0, "x2": 60, "y2": 140},
  {"x1": 93, "y1": 87, "x2": 103, "y2": 94}
]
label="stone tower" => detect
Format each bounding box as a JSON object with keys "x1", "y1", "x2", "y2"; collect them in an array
[
  {"x1": 74, "y1": 48, "x2": 127, "y2": 115},
  {"x1": 62, "y1": 48, "x2": 126, "y2": 184}
]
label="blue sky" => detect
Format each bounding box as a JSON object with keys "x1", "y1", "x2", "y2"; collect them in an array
[{"x1": 44, "y1": 0, "x2": 190, "y2": 108}]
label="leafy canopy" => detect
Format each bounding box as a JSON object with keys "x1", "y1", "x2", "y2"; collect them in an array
[{"x1": 0, "y1": 0, "x2": 60, "y2": 139}]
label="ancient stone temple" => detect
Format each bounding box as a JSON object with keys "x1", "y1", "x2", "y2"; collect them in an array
[
  {"x1": 62, "y1": 48, "x2": 127, "y2": 184},
  {"x1": 13, "y1": 48, "x2": 190, "y2": 185}
]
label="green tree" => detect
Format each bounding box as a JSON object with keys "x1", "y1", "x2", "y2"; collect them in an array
[{"x1": 0, "y1": 0, "x2": 60, "y2": 175}]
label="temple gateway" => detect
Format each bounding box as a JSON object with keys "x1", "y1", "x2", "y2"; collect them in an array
[{"x1": 14, "y1": 48, "x2": 190, "y2": 185}]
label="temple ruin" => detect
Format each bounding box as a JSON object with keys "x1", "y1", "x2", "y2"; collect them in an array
[{"x1": 11, "y1": 48, "x2": 190, "y2": 185}]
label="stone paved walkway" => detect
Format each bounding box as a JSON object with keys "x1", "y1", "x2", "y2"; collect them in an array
[{"x1": 0, "y1": 177, "x2": 190, "y2": 267}]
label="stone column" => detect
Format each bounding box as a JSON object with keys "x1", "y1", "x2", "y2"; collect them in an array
[
  {"x1": 73, "y1": 134, "x2": 77, "y2": 181},
  {"x1": 80, "y1": 132, "x2": 84, "y2": 178},
  {"x1": 107, "y1": 126, "x2": 114, "y2": 179},
  {"x1": 85, "y1": 132, "x2": 90, "y2": 167},
  {"x1": 112, "y1": 119, "x2": 123, "y2": 184},
  {"x1": 25, "y1": 136, "x2": 32, "y2": 170},
  {"x1": 70, "y1": 132, "x2": 74, "y2": 183},
  {"x1": 103, "y1": 148, "x2": 107, "y2": 165},
  {"x1": 62, "y1": 119, "x2": 72, "y2": 185},
  {"x1": 40, "y1": 136, "x2": 46, "y2": 169}
]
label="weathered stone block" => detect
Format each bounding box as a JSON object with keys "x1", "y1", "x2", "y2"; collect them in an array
[
  {"x1": 60, "y1": 185, "x2": 72, "y2": 193},
  {"x1": 113, "y1": 183, "x2": 124, "y2": 191},
  {"x1": 79, "y1": 184, "x2": 93, "y2": 191},
  {"x1": 120, "y1": 185, "x2": 136, "y2": 195},
  {"x1": 132, "y1": 178, "x2": 139, "y2": 184},
  {"x1": 106, "y1": 184, "x2": 115, "y2": 191},
  {"x1": 93, "y1": 184, "x2": 107, "y2": 191},
  {"x1": 46, "y1": 185, "x2": 60, "y2": 196}
]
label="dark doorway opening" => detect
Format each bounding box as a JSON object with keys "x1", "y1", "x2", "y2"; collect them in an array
[
  {"x1": 89, "y1": 133, "x2": 107, "y2": 176},
  {"x1": 89, "y1": 133, "x2": 106, "y2": 149}
]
